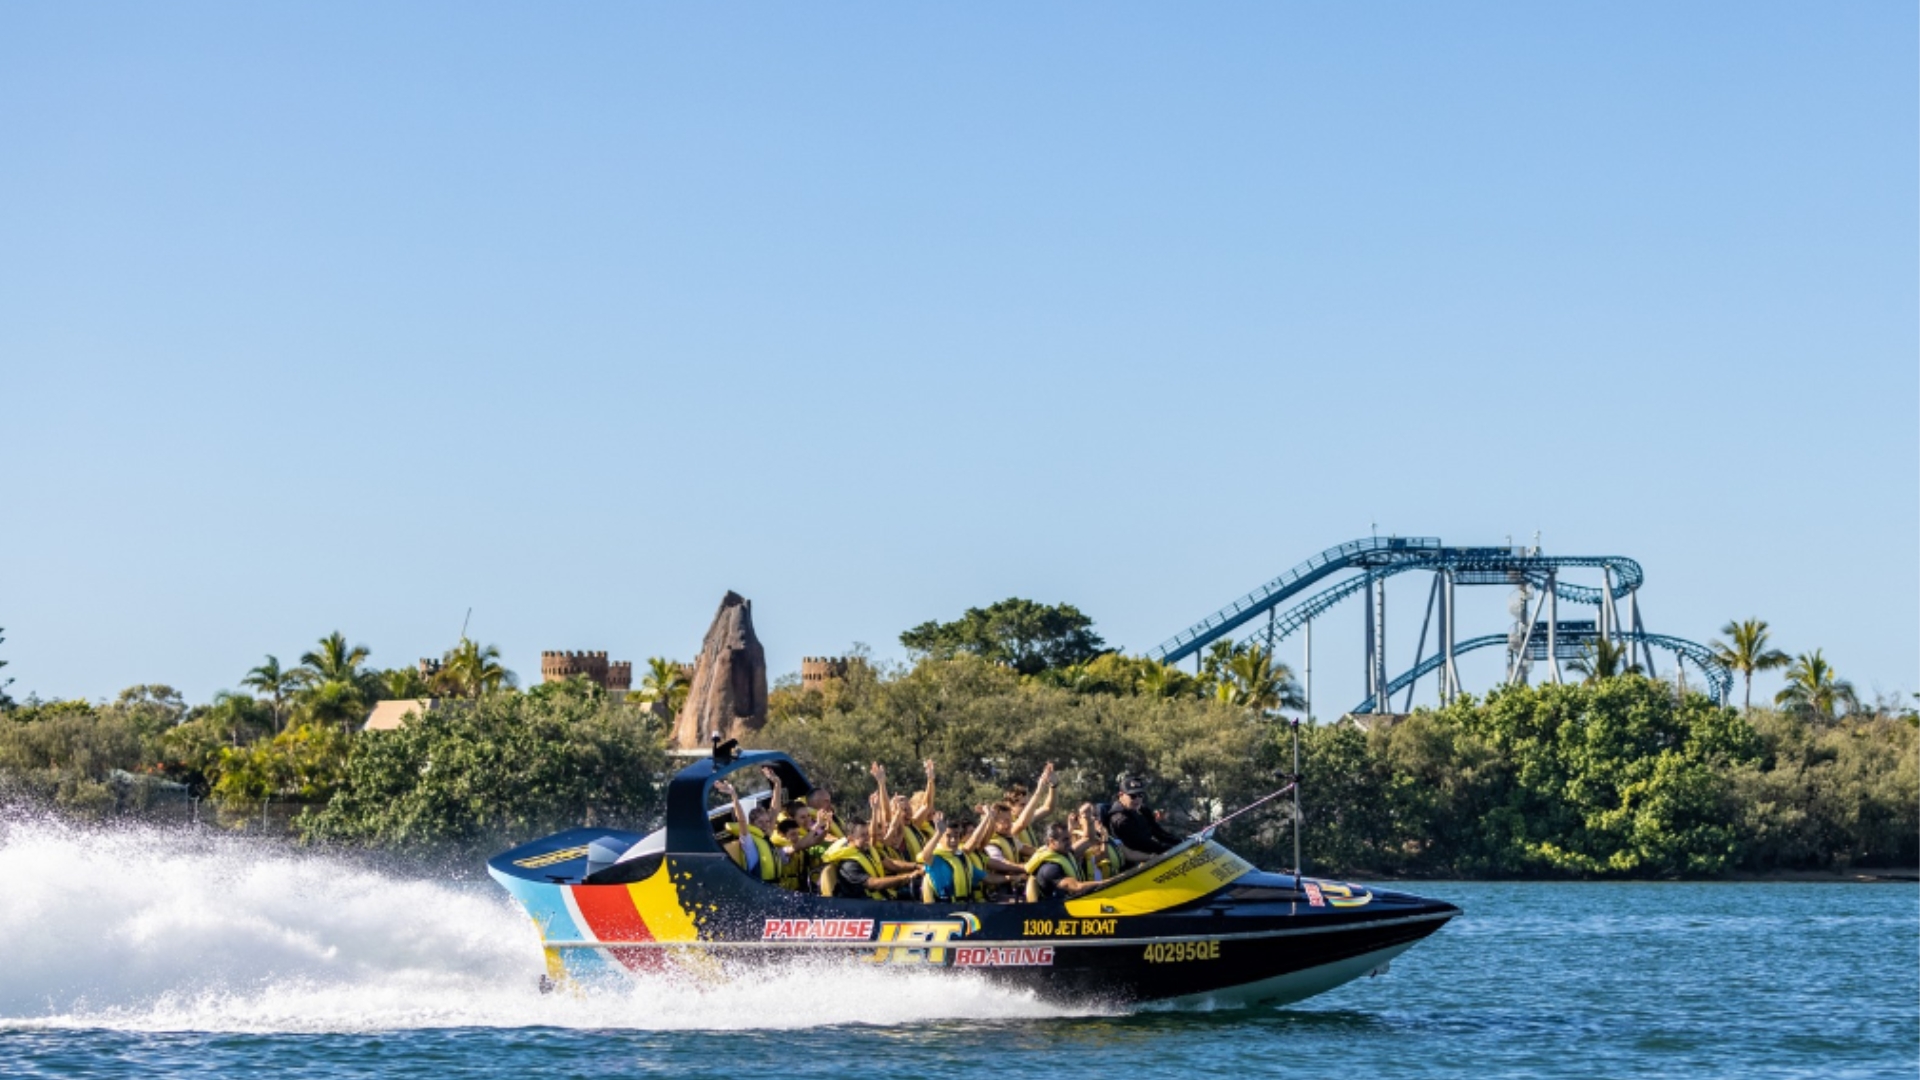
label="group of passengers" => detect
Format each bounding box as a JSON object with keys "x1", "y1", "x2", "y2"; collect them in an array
[{"x1": 716, "y1": 760, "x2": 1185, "y2": 903}]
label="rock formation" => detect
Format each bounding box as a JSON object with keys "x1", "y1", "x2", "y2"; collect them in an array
[{"x1": 670, "y1": 591, "x2": 769, "y2": 751}]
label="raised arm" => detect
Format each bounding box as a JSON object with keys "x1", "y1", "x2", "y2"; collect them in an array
[
  {"x1": 870, "y1": 762, "x2": 890, "y2": 809},
  {"x1": 761, "y1": 766, "x2": 785, "y2": 820},
  {"x1": 1010, "y1": 762, "x2": 1055, "y2": 835},
  {"x1": 1068, "y1": 808, "x2": 1098, "y2": 856},
  {"x1": 919, "y1": 810, "x2": 947, "y2": 864},
  {"x1": 715, "y1": 779, "x2": 748, "y2": 833},
  {"x1": 912, "y1": 759, "x2": 937, "y2": 825},
  {"x1": 963, "y1": 804, "x2": 994, "y2": 854},
  {"x1": 1030, "y1": 777, "x2": 1057, "y2": 821}
]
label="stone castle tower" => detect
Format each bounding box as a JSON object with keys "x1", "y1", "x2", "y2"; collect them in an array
[
  {"x1": 800, "y1": 656, "x2": 849, "y2": 691},
  {"x1": 540, "y1": 650, "x2": 632, "y2": 692}
]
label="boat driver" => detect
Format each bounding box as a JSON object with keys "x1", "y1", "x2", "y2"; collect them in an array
[{"x1": 1105, "y1": 775, "x2": 1182, "y2": 859}]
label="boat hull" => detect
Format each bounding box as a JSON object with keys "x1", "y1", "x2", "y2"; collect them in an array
[
  {"x1": 489, "y1": 838, "x2": 1455, "y2": 1006},
  {"x1": 485, "y1": 752, "x2": 1459, "y2": 1008}
]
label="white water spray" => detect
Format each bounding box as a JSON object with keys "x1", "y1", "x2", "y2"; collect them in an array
[{"x1": 0, "y1": 817, "x2": 1084, "y2": 1034}]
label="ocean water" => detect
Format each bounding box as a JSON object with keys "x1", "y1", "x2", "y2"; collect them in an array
[{"x1": 0, "y1": 818, "x2": 1913, "y2": 1079}]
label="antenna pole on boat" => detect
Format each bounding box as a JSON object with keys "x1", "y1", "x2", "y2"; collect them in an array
[{"x1": 1291, "y1": 716, "x2": 1303, "y2": 886}]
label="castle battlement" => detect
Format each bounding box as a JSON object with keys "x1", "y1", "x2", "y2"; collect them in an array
[
  {"x1": 541, "y1": 649, "x2": 631, "y2": 691},
  {"x1": 801, "y1": 656, "x2": 849, "y2": 689}
]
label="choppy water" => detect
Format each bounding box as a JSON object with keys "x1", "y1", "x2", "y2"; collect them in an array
[{"x1": 0, "y1": 817, "x2": 1913, "y2": 1079}]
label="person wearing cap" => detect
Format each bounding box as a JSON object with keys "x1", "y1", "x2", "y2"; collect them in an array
[{"x1": 1106, "y1": 775, "x2": 1182, "y2": 859}]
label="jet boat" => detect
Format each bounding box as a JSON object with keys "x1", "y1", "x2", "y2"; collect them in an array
[{"x1": 488, "y1": 747, "x2": 1458, "y2": 1007}]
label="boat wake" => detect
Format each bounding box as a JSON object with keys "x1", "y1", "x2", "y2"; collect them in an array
[{"x1": 0, "y1": 816, "x2": 1087, "y2": 1034}]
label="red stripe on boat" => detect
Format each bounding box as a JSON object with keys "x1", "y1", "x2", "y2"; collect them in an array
[{"x1": 569, "y1": 885, "x2": 661, "y2": 972}]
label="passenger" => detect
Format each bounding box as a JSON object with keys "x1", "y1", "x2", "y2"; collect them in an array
[
  {"x1": 919, "y1": 811, "x2": 988, "y2": 903},
  {"x1": 1024, "y1": 823, "x2": 1098, "y2": 900},
  {"x1": 866, "y1": 764, "x2": 910, "y2": 860},
  {"x1": 760, "y1": 765, "x2": 787, "y2": 818},
  {"x1": 801, "y1": 808, "x2": 839, "y2": 890},
  {"x1": 772, "y1": 817, "x2": 827, "y2": 892},
  {"x1": 1105, "y1": 775, "x2": 1183, "y2": 860},
  {"x1": 904, "y1": 759, "x2": 938, "y2": 853},
  {"x1": 713, "y1": 779, "x2": 779, "y2": 884},
  {"x1": 867, "y1": 790, "x2": 908, "y2": 866},
  {"x1": 807, "y1": 785, "x2": 845, "y2": 840},
  {"x1": 820, "y1": 819, "x2": 925, "y2": 900},
  {"x1": 1071, "y1": 802, "x2": 1127, "y2": 881},
  {"x1": 980, "y1": 802, "x2": 1028, "y2": 883},
  {"x1": 1004, "y1": 762, "x2": 1057, "y2": 858}
]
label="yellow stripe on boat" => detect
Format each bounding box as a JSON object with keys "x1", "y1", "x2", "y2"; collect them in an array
[
  {"x1": 1064, "y1": 840, "x2": 1254, "y2": 918},
  {"x1": 628, "y1": 860, "x2": 702, "y2": 941},
  {"x1": 515, "y1": 845, "x2": 591, "y2": 869}
]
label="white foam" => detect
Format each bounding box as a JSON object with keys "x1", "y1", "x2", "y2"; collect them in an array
[{"x1": 0, "y1": 816, "x2": 1085, "y2": 1033}]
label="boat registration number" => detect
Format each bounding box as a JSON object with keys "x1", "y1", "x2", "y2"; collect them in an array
[{"x1": 1142, "y1": 940, "x2": 1221, "y2": 964}]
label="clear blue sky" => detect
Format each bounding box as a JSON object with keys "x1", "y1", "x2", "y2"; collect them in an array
[{"x1": 3, "y1": 3, "x2": 1914, "y2": 716}]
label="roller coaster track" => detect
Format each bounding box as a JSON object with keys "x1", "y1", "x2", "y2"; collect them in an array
[
  {"x1": 1351, "y1": 629, "x2": 1734, "y2": 714},
  {"x1": 1150, "y1": 537, "x2": 1646, "y2": 665}
]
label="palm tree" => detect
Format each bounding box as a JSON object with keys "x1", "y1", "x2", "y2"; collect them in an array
[
  {"x1": 636, "y1": 657, "x2": 690, "y2": 717},
  {"x1": 292, "y1": 632, "x2": 375, "y2": 734},
  {"x1": 299, "y1": 678, "x2": 368, "y2": 734},
  {"x1": 1566, "y1": 638, "x2": 1644, "y2": 684},
  {"x1": 1136, "y1": 659, "x2": 1200, "y2": 699},
  {"x1": 242, "y1": 655, "x2": 299, "y2": 733},
  {"x1": 381, "y1": 666, "x2": 431, "y2": 700},
  {"x1": 1223, "y1": 644, "x2": 1306, "y2": 715},
  {"x1": 1199, "y1": 639, "x2": 1237, "y2": 686},
  {"x1": 1774, "y1": 649, "x2": 1858, "y2": 723},
  {"x1": 436, "y1": 638, "x2": 516, "y2": 699},
  {"x1": 297, "y1": 632, "x2": 372, "y2": 689},
  {"x1": 1710, "y1": 618, "x2": 1791, "y2": 712}
]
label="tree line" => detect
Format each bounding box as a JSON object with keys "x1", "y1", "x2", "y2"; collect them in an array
[{"x1": 0, "y1": 603, "x2": 1912, "y2": 875}]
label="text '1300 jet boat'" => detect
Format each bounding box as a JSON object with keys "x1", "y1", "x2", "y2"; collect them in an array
[{"x1": 488, "y1": 744, "x2": 1458, "y2": 1007}]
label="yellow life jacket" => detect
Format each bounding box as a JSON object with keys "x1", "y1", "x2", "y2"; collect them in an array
[
  {"x1": 821, "y1": 843, "x2": 890, "y2": 900},
  {"x1": 1083, "y1": 840, "x2": 1124, "y2": 881},
  {"x1": 897, "y1": 825, "x2": 927, "y2": 861},
  {"x1": 1023, "y1": 848, "x2": 1080, "y2": 901},
  {"x1": 985, "y1": 833, "x2": 1025, "y2": 868},
  {"x1": 922, "y1": 846, "x2": 979, "y2": 903},
  {"x1": 773, "y1": 838, "x2": 809, "y2": 891},
  {"x1": 1016, "y1": 824, "x2": 1040, "y2": 853},
  {"x1": 1024, "y1": 848, "x2": 1079, "y2": 878},
  {"x1": 724, "y1": 822, "x2": 779, "y2": 882}
]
